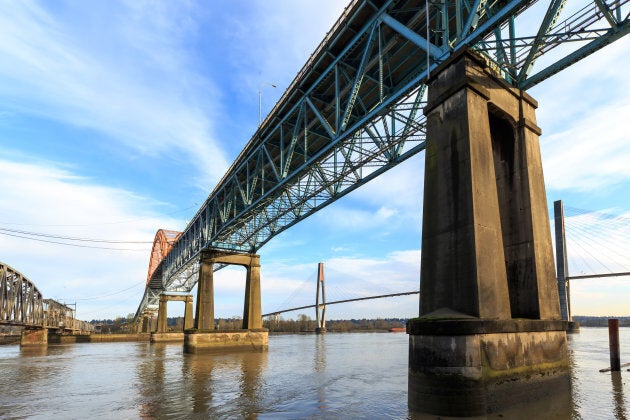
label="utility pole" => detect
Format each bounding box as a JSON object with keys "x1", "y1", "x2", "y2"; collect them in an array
[{"x1": 315, "y1": 262, "x2": 326, "y2": 334}]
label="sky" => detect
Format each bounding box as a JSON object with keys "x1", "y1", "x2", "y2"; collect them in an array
[{"x1": 0, "y1": 1, "x2": 628, "y2": 322}]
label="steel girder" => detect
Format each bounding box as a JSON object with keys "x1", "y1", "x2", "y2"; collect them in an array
[
  {"x1": 0, "y1": 261, "x2": 44, "y2": 327},
  {"x1": 135, "y1": 0, "x2": 629, "y2": 318},
  {"x1": 42, "y1": 299, "x2": 94, "y2": 332}
]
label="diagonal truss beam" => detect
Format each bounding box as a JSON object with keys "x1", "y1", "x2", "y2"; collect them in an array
[{"x1": 135, "y1": 0, "x2": 629, "y2": 318}]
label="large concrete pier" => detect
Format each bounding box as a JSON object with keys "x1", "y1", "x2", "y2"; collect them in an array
[
  {"x1": 408, "y1": 50, "x2": 569, "y2": 416},
  {"x1": 185, "y1": 250, "x2": 268, "y2": 353}
]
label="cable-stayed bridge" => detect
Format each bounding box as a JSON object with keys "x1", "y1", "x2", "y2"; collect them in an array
[
  {"x1": 135, "y1": 0, "x2": 629, "y2": 319},
  {"x1": 253, "y1": 202, "x2": 630, "y2": 321},
  {"x1": 560, "y1": 204, "x2": 630, "y2": 280}
]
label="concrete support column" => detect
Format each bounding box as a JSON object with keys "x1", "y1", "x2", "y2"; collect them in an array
[
  {"x1": 157, "y1": 295, "x2": 168, "y2": 333},
  {"x1": 20, "y1": 328, "x2": 48, "y2": 346},
  {"x1": 408, "y1": 50, "x2": 569, "y2": 417},
  {"x1": 243, "y1": 255, "x2": 262, "y2": 329},
  {"x1": 195, "y1": 258, "x2": 215, "y2": 330},
  {"x1": 185, "y1": 250, "x2": 267, "y2": 354},
  {"x1": 184, "y1": 295, "x2": 194, "y2": 330},
  {"x1": 141, "y1": 316, "x2": 150, "y2": 333}
]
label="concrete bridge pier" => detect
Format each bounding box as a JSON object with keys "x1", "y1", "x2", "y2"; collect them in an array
[
  {"x1": 141, "y1": 313, "x2": 156, "y2": 333},
  {"x1": 150, "y1": 294, "x2": 194, "y2": 342},
  {"x1": 408, "y1": 50, "x2": 569, "y2": 416},
  {"x1": 184, "y1": 250, "x2": 268, "y2": 354},
  {"x1": 20, "y1": 327, "x2": 48, "y2": 346}
]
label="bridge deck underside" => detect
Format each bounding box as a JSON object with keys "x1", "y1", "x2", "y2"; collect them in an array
[{"x1": 136, "y1": 0, "x2": 629, "y2": 318}]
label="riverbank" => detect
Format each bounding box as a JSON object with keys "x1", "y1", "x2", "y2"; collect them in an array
[{"x1": 0, "y1": 333, "x2": 151, "y2": 346}]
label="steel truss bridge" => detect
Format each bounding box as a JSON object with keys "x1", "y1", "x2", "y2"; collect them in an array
[
  {"x1": 136, "y1": 0, "x2": 629, "y2": 318},
  {"x1": 0, "y1": 262, "x2": 94, "y2": 332}
]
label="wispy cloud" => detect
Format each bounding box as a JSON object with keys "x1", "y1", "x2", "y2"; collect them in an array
[
  {"x1": 219, "y1": 1, "x2": 347, "y2": 102},
  {"x1": 0, "y1": 157, "x2": 182, "y2": 319},
  {"x1": 541, "y1": 103, "x2": 630, "y2": 192},
  {"x1": 535, "y1": 37, "x2": 630, "y2": 193},
  {"x1": 0, "y1": 1, "x2": 228, "y2": 184}
]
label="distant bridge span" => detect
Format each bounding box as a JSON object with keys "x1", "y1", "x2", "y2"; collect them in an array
[
  {"x1": 136, "y1": 0, "x2": 630, "y2": 318},
  {"x1": 262, "y1": 290, "x2": 420, "y2": 318},
  {"x1": 0, "y1": 261, "x2": 93, "y2": 332},
  {"x1": 0, "y1": 262, "x2": 44, "y2": 327}
]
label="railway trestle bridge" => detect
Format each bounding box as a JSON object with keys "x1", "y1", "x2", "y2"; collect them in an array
[{"x1": 1, "y1": 261, "x2": 94, "y2": 345}]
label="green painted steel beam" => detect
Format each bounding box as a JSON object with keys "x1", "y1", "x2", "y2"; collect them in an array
[{"x1": 135, "y1": 0, "x2": 630, "y2": 317}]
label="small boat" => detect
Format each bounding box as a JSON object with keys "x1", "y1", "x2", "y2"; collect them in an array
[{"x1": 388, "y1": 327, "x2": 406, "y2": 333}]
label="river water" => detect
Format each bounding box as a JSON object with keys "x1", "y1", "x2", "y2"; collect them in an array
[{"x1": 0, "y1": 328, "x2": 627, "y2": 419}]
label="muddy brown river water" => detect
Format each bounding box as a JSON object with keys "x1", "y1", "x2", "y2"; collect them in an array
[{"x1": 0, "y1": 328, "x2": 627, "y2": 419}]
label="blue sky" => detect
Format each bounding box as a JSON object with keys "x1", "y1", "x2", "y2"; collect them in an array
[{"x1": 0, "y1": 1, "x2": 628, "y2": 321}]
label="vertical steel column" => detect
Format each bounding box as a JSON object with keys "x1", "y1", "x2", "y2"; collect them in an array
[{"x1": 554, "y1": 200, "x2": 570, "y2": 321}]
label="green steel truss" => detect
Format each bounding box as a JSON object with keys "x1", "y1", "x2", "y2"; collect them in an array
[{"x1": 135, "y1": 0, "x2": 629, "y2": 317}]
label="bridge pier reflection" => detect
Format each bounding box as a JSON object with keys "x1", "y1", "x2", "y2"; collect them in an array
[
  {"x1": 408, "y1": 50, "x2": 569, "y2": 416},
  {"x1": 184, "y1": 250, "x2": 268, "y2": 354}
]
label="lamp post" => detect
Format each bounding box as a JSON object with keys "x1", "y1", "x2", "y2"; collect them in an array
[{"x1": 258, "y1": 82, "x2": 277, "y2": 127}]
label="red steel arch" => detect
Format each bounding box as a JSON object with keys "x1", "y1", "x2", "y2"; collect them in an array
[{"x1": 147, "y1": 229, "x2": 181, "y2": 286}]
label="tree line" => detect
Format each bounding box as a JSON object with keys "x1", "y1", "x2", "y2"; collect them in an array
[
  {"x1": 86, "y1": 314, "x2": 407, "y2": 333},
  {"x1": 83, "y1": 315, "x2": 630, "y2": 334}
]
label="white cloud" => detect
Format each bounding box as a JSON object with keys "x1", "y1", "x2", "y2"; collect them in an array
[
  {"x1": 222, "y1": 1, "x2": 347, "y2": 103},
  {"x1": 570, "y1": 277, "x2": 630, "y2": 317},
  {"x1": 0, "y1": 158, "x2": 182, "y2": 320},
  {"x1": 535, "y1": 37, "x2": 630, "y2": 193},
  {"x1": 541, "y1": 102, "x2": 630, "y2": 192},
  {"x1": 0, "y1": 1, "x2": 229, "y2": 184},
  {"x1": 311, "y1": 154, "x2": 424, "y2": 233}
]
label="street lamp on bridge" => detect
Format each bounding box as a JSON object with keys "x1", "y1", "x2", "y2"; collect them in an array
[{"x1": 258, "y1": 81, "x2": 277, "y2": 127}]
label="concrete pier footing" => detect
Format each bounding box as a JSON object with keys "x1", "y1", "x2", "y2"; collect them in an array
[
  {"x1": 150, "y1": 332, "x2": 185, "y2": 343},
  {"x1": 20, "y1": 328, "x2": 48, "y2": 346},
  {"x1": 407, "y1": 319, "x2": 569, "y2": 415},
  {"x1": 409, "y1": 50, "x2": 569, "y2": 416},
  {"x1": 184, "y1": 329, "x2": 268, "y2": 354}
]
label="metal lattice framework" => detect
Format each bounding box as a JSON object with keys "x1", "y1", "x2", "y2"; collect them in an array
[
  {"x1": 0, "y1": 262, "x2": 95, "y2": 332},
  {"x1": 0, "y1": 261, "x2": 44, "y2": 327},
  {"x1": 135, "y1": 0, "x2": 629, "y2": 318}
]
